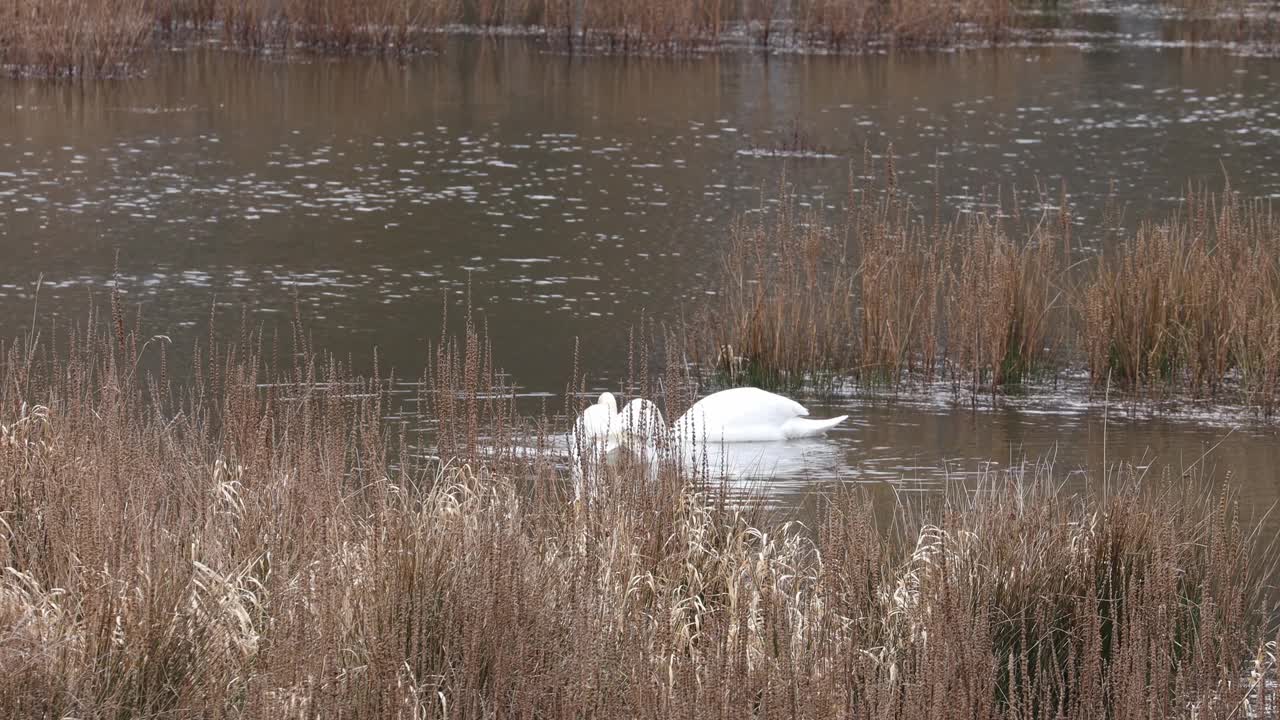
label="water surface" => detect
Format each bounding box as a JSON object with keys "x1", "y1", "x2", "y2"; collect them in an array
[{"x1": 2, "y1": 35, "x2": 1278, "y2": 536}]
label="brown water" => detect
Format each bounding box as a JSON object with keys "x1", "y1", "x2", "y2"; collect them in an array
[{"x1": 2, "y1": 35, "x2": 1279, "y2": 533}]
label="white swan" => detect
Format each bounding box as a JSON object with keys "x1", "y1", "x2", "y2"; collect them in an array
[
  {"x1": 616, "y1": 397, "x2": 667, "y2": 470},
  {"x1": 673, "y1": 387, "x2": 848, "y2": 444},
  {"x1": 568, "y1": 392, "x2": 620, "y2": 486},
  {"x1": 618, "y1": 397, "x2": 666, "y2": 443},
  {"x1": 576, "y1": 391, "x2": 619, "y2": 446}
]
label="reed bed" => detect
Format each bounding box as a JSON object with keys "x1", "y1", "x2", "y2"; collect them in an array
[
  {"x1": 1, "y1": 303, "x2": 1277, "y2": 717},
  {"x1": 1162, "y1": 0, "x2": 1280, "y2": 51},
  {"x1": 705, "y1": 165, "x2": 1280, "y2": 411},
  {"x1": 795, "y1": 0, "x2": 1014, "y2": 49},
  {"x1": 1084, "y1": 184, "x2": 1280, "y2": 405},
  {"x1": 0, "y1": 0, "x2": 152, "y2": 77},
  {"x1": 704, "y1": 161, "x2": 1066, "y2": 394},
  {"x1": 200, "y1": 0, "x2": 1017, "y2": 52},
  {"x1": 2, "y1": 0, "x2": 1024, "y2": 75},
  {"x1": 711, "y1": 184, "x2": 858, "y2": 391},
  {"x1": 199, "y1": 0, "x2": 457, "y2": 53}
]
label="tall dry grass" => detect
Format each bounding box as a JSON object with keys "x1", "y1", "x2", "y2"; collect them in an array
[
  {"x1": 704, "y1": 163, "x2": 1280, "y2": 411},
  {"x1": 1083, "y1": 184, "x2": 1280, "y2": 408},
  {"x1": 211, "y1": 0, "x2": 457, "y2": 53},
  {"x1": 946, "y1": 190, "x2": 1065, "y2": 391},
  {"x1": 2, "y1": 0, "x2": 1024, "y2": 74},
  {"x1": 705, "y1": 160, "x2": 1066, "y2": 394},
  {"x1": 797, "y1": 0, "x2": 1013, "y2": 50},
  {"x1": 0, "y1": 0, "x2": 152, "y2": 77},
  {"x1": 709, "y1": 181, "x2": 858, "y2": 391},
  {"x1": 1164, "y1": 0, "x2": 1280, "y2": 49},
  {"x1": 1, "y1": 299, "x2": 1276, "y2": 716}
]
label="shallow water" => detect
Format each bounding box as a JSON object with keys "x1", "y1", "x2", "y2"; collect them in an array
[{"x1": 2, "y1": 32, "x2": 1279, "y2": 537}]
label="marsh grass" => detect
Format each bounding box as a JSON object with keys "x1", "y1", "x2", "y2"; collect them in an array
[
  {"x1": 210, "y1": 0, "x2": 456, "y2": 53},
  {"x1": 0, "y1": 0, "x2": 151, "y2": 77},
  {"x1": 705, "y1": 159, "x2": 1066, "y2": 395},
  {"x1": 1083, "y1": 184, "x2": 1280, "y2": 409},
  {"x1": 2, "y1": 0, "x2": 1025, "y2": 75},
  {"x1": 796, "y1": 0, "x2": 1014, "y2": 50},
  {"x1": 706, "y1": 163, "x2": 1280, "y2": 411},
  {"x1": 1164, "y1": 0, "x2": 1280, "y2": 50},
  {"x1": 11, "y1": 0, "x2": 1280, "y2": 73},
  {"x1": 706, "y1": 178, "x2": 858, "y2": 392},
  {"x1": 1, "y1": 300, "x2": 1277, "y2": 717}
]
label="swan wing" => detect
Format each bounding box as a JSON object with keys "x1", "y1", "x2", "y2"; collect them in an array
[
  {"x1": 619, "y1": 399, "x2": 666, "y2": 441},
  {"x1": 674, "y1": 387, "x2": 811, "y2": 443}
]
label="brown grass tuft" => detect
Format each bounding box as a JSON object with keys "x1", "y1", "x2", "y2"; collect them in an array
[
  {"x1": 704, "y1": 163, "x2": 1065, "y2": 394},
  {"x1": 0, "y1": 0, "x2": 151, "y2": 77},
  {"x1": 1083, "y1": 184, "x2": 1280, "y2": 408},
  {"x1": 704, "y1": 164, "x2": 1280, "y2": 410}
]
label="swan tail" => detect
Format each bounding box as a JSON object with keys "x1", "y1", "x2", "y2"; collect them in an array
[{"x1": 782, "y1": 414, "x2": 848, "y2": 439}]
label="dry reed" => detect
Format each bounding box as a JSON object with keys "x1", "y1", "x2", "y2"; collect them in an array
[
  {"x1": 708, "y1": 178, "x2": 858, "y2": 391},
  {"x1": 0, "y1": 301, "x2": 1275, "y2": 717},
  {"x1": 0, "y1": 0, "x2": 151, "y2": 77},
  {"x1": 797, "y1": 0, "x2": 1013, "y2": 50},
  {"x1": 1084, "y1": 183, "x2": 1280, "y2": 407},
  {"x1": 705, "y1": 162, "x2": 1280, "y2": 411},
  {"x1": 704, "y1": 159, "x2": 1065, "y2": 394},
  {"x1": 2, "y1": 0, "x2": 1025, "y2": 75}
]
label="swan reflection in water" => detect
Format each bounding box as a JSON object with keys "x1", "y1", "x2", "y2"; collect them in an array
[{"x1": 677, "y1": 436, "x2": 849, "y2": 485}]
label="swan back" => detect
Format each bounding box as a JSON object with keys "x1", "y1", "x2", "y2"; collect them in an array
[
  {"x1": 619, "y1": 398, "x2": 666, "y2": 443},
  {"x1": 674, "y1": 387, "x2": 838, "y2": 444}
]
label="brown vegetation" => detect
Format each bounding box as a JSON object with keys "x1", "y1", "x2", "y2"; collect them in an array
[
  {"x1": 797, "y1": 0, "x2": 1014, "y2": 49},
  {"x1": 0, "y1": 0, "x2": 151, "y2": 77},
  {"x1": 0, "y1": 303, "x2": 1277, "y2": 716},
  {"x1": 10, "y1": 0, "x2": 1280, "y2": 75},
  {"x1": 1, "y1": 0, "x2": 1022, "y2": 76},
  {"x1": 705, "y1": 163, "x2": 1280, "y2": 410},
  {"x1": 1084, "y1": 183, "x2": 1280, "y2": 405},
  {"x1": 705, "y1": 157, "x2": 1066, "y2": 394},
  {"x1": 1157, "y1": 0, "x2": 1280, "y2": 51}
]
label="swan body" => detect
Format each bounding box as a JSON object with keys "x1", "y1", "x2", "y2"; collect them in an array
[
  {"x1": 673, "y1": 387, "x2": 847, "y2": 444},
  {"x1": 576, "y1": 391, "x2": 619, "y2": 447},
  {"x1": 568, "y1": 392, "x2": 621, "y2": 488},
  {"x1": 619, "y1": 398, "x2": 666, "y2": 443},
  {"x1": 616, "y1": 398, "x2": 667, "y2": 470}
]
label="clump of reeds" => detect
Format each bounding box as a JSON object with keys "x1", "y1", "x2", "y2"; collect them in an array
[
  {"x1": 0, "y1": 0, "x2": 1031, "y2": 70},
  {"x1": 848, "y1": 157, "x2": 951, "y2": 386},
  {"x1": 211, "y1": 0, "x2": 456, "y2": 53},
  {"x1": 863, "y1": 462, "x2": 1277, "y2": 719},
  {"x1": 703, "y1": 176, "x2": 857, "y2": 392},
  {"x1": 0, "y1": 0, "x2": 151, "y2": 77},
  {"x1": 705, "y1": 156, "x2": 1066, "y2": 394},
  {"x1": 743, "y1": 118, "x2": 835, "y2": 158},
  {"x1": 1083, "y1": 184, "x2": 1280, "y2": 408},
  {"x1": 0, "y1": 304, "x2": 1275, "y2": 716},
  {"x1": 945, "y1": 189, "x2": 1066, "y2": 391},
  {"x1": 796, "y1": 0, "x2": 1013, "y2": 50}
]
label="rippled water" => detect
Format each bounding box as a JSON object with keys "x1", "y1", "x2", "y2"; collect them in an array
[{"x1": 2, "y1": 34, "x2": 1279, "y2": 534}]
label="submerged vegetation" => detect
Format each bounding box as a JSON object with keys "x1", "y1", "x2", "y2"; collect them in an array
[
  {"x1": 1, "y1": 305, "x2": 1277, "y2": 717},
  {"x1": 702, "y1": 161, "x2": 1280, "y2": 411}
]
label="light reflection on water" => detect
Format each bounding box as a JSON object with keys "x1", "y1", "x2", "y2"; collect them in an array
[{"x1": 2, "y1": 34, "x2": 1279, "y2": 537}]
